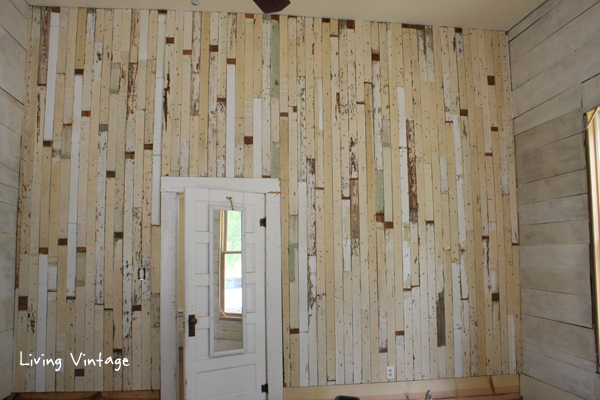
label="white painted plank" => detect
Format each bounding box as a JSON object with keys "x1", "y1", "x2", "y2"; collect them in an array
[
  {"x1": 35, "y1": 254, "x2": 48, "y2": 392},
  {"x1": 253, "y1": 98, "x2": 262, "y2": 178},
  {"x1": 66, "y1": 223, "x2": 77, "y2": 297},
  {"x1": 261, "y1": 17, "x2": 271, "y2": 178},
  {"x1": 152, "y1": 155, "x2": 161, "y2": 225},
  {"x1": 160, "y1": 191, "x2": 178, "y2": 400},
  {"x1": 226, "y1": 63, "x2": 235, "y2": 178},
  {"x1": 43, "y1": 11, "x2": 60, "y2": 141},
  {"x1": 153, "y1": 13, "x2": 166, "y2": 154},
  {"x1": 342, "y1": 199, "x2": 351, "y2": 273},
  {"x1": 265, "y1": 192, "x2": 283, "y2": 399},
  {"x1": 298, "y1": 182, "x2": 309, "y2": 387}
]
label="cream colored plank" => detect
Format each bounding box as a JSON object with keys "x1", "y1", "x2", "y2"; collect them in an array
[
  {"x1": 261, "y1": 16, "x2": 271, "y2": 177},
  {"x1": 197, "y1": 12, "x2": 210, "y2": 177},
  {"x1": 233, "y1": 13, "x2": 244, "y2": 177}
]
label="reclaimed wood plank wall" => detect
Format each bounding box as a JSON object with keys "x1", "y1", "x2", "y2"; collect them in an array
[{"x1": 16, "y1": 6, "x2": 520, "y2": 391}]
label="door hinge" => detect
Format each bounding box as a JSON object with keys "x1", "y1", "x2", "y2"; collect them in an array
[
  {"x1": 261, "y1": 383, "x2": 268, "y2": 393},
  {"x1": 260, "y1": 217, "x2": 266, "y2": 227}
]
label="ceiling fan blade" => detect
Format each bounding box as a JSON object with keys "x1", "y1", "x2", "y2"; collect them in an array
[{"x1": 253, "y1": 0, "x2": 290, "y2": 13}]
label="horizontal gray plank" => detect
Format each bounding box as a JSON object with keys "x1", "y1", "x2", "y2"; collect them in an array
[
  {"x1": 521, "y1": 266, "x2": 591, "y2": 296},
  {"x1": 522, "y1": 344, "x2": 596, "y2": 399},
  {"x1": 0, "y1": 123, "x2": 21, "y2": 157},
  {"x1": 0, "y1": 0, "x2": 29, "y2": 48},
  {"x1": 0, "y1": 233, "x2": 16, "y2": 269},
  {"x1": 0, "y1": 183, "x2": 18, "y2": 207},
  {"x1": 518, "y1": 170, "x2": 588, "y2": 205},
  {"x1": 9, "y1": 0, "x2": 29, "y2": 20},
  {"x1": 510, "y1": 0, "x2": 598, "y2": 63},
  {"x1": 582, "y1": 72, "x2": 600, "y2": 111},
  {"x1": 0, "y1": 86, "x2": 24, "y2": 133},
  {"x1": 515, "y1": 107, "x2": 583, "y2": 148},
  {"x1": 0, "y1": 162, "x2": 19, "y2": 189},
  {"x1": 523, "y1": 337, "x2": 597, "y2": 372},
  {"x1": 522, "y1": 314, "x2": 596, "y2": 362},
  {"x1": 512, "y1": 1, "x2": 600, "y2": 91},
  {"x1": 0, "y1": 329, "x2": 13, "y2": 399},
  {"x1": 0, "y1": 202, "x2": 17, "y2": 235},
  {"x1": 521, "y1": 374, "x2": 587, "y2": 400},
  {"x1": 514, "y1": 85, "x2": 581, "y2": 134},
  {"x1": 522, "y1": 288, "x2": 593, "y2": 328},
  {"x1": 520, "y1": 219, "x2": 590, "y2": 246},
  {"x1": 518, "y1": 194, "x2": 588, "y2": 225},
  {"x1": 0, "y1": 24, "x2": 26, "y2": 104},
  {"x1": 520, "y1": 244, "x2": 590, "y2": 271},
  {"x1": 508, "y1": 0, "x2": 561, "y2": 41},
  {"x1": 0, "y1": 260, "x2": 15, "y2": 332},
  {"x1": 0, "y1": 150, "x2": 20, "y2": 174},
  {"x1": 516, "y1": 133, "x2": 585, "y2": 184},
  {"x1": 513, "y1": 31, "x2": 600, "y2": 117}
]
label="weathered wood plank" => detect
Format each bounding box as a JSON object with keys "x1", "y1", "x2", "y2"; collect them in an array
[
  {"x1": 521, "y1": 344, "x2": 595, "y2": 399},
  {"x1": 521, "y1": 266, "x2": 591, "y2": 297},
  {"x1": 515, "y1": 108, "x2": 582, "y2": 150},
  {"x1": 521, "y1": 288, "x2": 593, "y2": 328},
  {"x1": 511, "y1": 1, "x2": 600, "y2": 91},
  {"x1": 508, "y1": 0, "x2": 561, "y2": 40},
  {"x1": 522, "y1": 314, "x2": 596, "y2": 363},
  {"x1": 518, "y1": 169, "x2": 588, "y2": 205},
  {"x1": 510, "y1": 0, "x2": 597, "y2": 63},
  {"x1": 516, "y1": 133, "x2": 585, "y2": 185},
  {"x1": 518, "y1": 194, "x2": 588, "y2": 226},
  {"x1": 513, "y1": 85, "x2": 581, "y2": 135},
  {"x1": 520, "y1": 374, "x2": 587, "y2": 400}
]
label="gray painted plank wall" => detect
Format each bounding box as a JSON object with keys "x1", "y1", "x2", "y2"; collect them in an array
[
  {"x1": 0, "y1": 0, "x2": 28, "y2": 398},
  {"x1": 509, "y1": 0, "x2": 600, "y2": 398}
]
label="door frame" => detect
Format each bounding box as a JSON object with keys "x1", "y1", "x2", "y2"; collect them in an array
[{"x1": 160, "y1": 177, "x2": 282, "y2": 399}]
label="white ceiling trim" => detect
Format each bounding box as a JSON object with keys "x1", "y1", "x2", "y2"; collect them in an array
[{"x1": 27, "y1": 0, "x2": 546, "y2": 31}]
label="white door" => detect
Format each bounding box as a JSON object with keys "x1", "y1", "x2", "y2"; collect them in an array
[{"x1": 184, "y1": 188, "x2": 267, "y2": 400}]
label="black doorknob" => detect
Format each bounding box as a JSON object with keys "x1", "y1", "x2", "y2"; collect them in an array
[{"x1": 188, "y1": 314, "x2": 198, "y2": 337}]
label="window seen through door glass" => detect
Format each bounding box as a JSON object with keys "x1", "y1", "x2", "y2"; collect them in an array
[{"x1": 222, "y1": 210, "x2": 242, "y2": 316}]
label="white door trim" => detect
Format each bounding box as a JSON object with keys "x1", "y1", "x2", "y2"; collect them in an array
[{"x1": 160, "y1": 178, "x2": 283, "y2": 400}]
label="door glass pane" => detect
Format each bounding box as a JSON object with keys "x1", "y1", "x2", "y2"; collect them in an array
[
  {"x1": 226, "y1": 210, "x2": 242, "y2": 251},
  {"x1": 224, "y1": 253, "x2": 242, "y2": 314},
  {"x1": 212, "y1": 209, "x2": 244, "y2": 354}
]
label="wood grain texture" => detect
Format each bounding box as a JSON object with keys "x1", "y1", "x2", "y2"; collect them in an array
[
  {"x1": 0, "y1": 2, "x2": 27, "y2": 398},
  {"x1": 509, "y1": 5, "x2": 600, "y2": 399},
  {"x1": 15, "y1": 8, "x2": 518, "y2": 392}
]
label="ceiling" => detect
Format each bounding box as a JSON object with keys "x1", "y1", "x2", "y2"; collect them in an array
[{"x1": 26, "y1": 0, "x2": 546, "y2": 31}]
